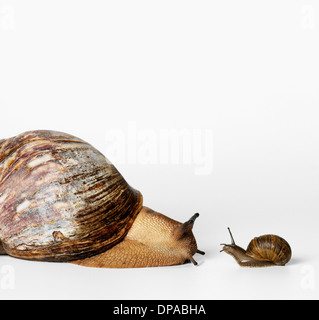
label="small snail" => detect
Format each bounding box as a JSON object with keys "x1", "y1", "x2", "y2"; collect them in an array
[
  {"x1": 0, "y1": 130, "x2": 204, "y2": 268},
  {"x1": 220, "y1": 227, "x2": 292, "y2": 267}
]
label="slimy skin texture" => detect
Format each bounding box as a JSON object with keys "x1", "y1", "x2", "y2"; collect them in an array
[{"x1": 72, "y1": 207, "x2": 202, "y2": 268}]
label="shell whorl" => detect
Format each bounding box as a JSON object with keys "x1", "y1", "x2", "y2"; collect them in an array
[
  {"x1": 246, "y1": 235, "x2": 292, "y2": 266},
  {"x1": 0, "y1": 130, "x2": 143, "y2": 262}
]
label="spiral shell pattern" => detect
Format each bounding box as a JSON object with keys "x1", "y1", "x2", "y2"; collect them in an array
[
  {"x1": 0, "y1": 130, "x2": 143, "y2": 262},
  {"x1": 246, "y1": 234, "x2": 292, "y2": 266}
]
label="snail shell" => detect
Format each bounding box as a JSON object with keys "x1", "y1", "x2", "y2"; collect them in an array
[
  {"x1": 246, "y1": 235, "x2": 292, "y2": 266},
  {"x1": 0, "y1": 130, "x2": 143, "y2": 262}
]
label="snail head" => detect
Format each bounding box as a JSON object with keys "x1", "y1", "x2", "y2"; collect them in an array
[
  {"x1": 173, "y1": 213, "x2": 205, "y2": 265},
  {"x1": 220, "y1": 227, "x2": 241, "y2": 253}
]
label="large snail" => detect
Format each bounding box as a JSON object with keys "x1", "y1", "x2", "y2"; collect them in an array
[
  {"x1": 220, "y1": 228, "x2": 292, "y2": 267},
  {"x1": 0, "y1": 130, "x2": 204, "y2": 268}
]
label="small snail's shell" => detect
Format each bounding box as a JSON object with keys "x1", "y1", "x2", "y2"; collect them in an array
[
  {"x1": 246, "y1": 235, "x2": 292, "y2": 266},
  {"x1": 0, "y1": 130, "x2": 143, "y2": 262}
]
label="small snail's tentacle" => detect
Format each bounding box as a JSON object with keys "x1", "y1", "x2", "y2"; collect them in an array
[
  {"x1": 220, "y1": 243, "x2": 235, "y2": 247},
  {"x1": 227, "y1": 227, "x2": 236, "y2": 245},
  {"x1": 196, "y1": 249, "x2": 205, "y2": 255},
  {"x1": 219, "y1": 244, "x2": 234, "y2": 252}
]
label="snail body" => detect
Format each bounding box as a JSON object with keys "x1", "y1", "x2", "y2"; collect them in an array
[
  {"x1": 0, "y1": 130, "x2": 204, "y2": 268},
  {"x1": 221, "y1": 228, "x2": 291, "y2": 267}
]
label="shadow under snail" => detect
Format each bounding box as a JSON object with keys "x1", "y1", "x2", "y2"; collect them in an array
[
  {"x1": 0, "y1": 130, "x2": 205, "y2": 268},
  {"x1": 220, "y1": 227, "x2": 292, "y2": 267}
]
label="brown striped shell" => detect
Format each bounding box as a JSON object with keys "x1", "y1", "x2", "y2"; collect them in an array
[
  {"x1": 246, "y1": 234, "x2": 292, "y2": 266},
  {"x1": 0, "y1": 130, "x2": 143, "y2": 262}
]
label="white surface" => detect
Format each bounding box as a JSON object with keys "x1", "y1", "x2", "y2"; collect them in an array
[{"x1": 0, "y1": 0, "x2": 318, "y2": 300}]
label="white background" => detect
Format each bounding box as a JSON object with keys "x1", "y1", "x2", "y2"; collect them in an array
[{"x1": 0, "y1": 0, "x2": 318, "y2": 300}]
